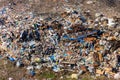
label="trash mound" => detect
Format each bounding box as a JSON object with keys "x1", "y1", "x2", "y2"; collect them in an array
[{"x1": 0, "y1": 0, "x2": 120, "y2": 80}]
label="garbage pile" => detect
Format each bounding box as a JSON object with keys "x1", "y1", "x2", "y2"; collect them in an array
[{"x1": 0, "y1": 5, "x2": 120, "y2": 79}]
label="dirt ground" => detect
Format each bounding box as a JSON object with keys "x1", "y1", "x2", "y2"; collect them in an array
[
  {"x1": 0, "y1": 59, "x2": 114, "y2": 80},
  {"x1": 0, "y1": 0, "x2": 120, "y2": 17}
]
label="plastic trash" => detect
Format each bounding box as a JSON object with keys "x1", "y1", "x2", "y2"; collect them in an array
[
  {"x1": 63, "y1": 53, "x2": 68, "y2": 57},
  {"x1": 0, "y1": 5, "x2": 119, "y2": 79},
  {"x1": 79, "y1": 16, "x2": 86, "y2": 23},
  {"x1": 29, "y1": 70, "x2": 35, "y2": 76},
  {"x1": 34, "y1": 58, "x2": 40, "y2": 63},
  {"x1": 63, "y1": 34, "x2": 69, "y2": 39},
  {"x1": 86, "y1": 1, "x2": 93, "y2": 4},
  {"x1": 35, "y1": 65, "x2": 41, "y2": 69},
  {"x1": 29, "y1": 41, "x2": 35, "y2": 46},
  {"x1": 50, "y1": 55, "x2": 56, "y2": 62},
  {"x1": 16, "y1": 61, "x2": 21, "y2": 67},
  {"x1": 1, "y1": 8, "x2": 6, "y2": 14},
  {"x1": 27, "y1": 66, "x2": 34, "y2": 70},
  {"x1": 52, "y1": 65, "x2": 60, "y2": 72},
  {"x1": 107, "y1": 18, "x2": 115, "y2": 27},
  {"x1": 114, "y1": 72, "x2": 120, "y2": 80},
  {"x1": 8, "y1": 77, "x2": 13, "y2": 80},
  {"x1": 9, "y1": 57, "x2": 15, "y2": 62}
]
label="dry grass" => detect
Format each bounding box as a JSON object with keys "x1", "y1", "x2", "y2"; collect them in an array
[{"x1": 0, "y1": 59, "x2": 115, "y2": 80}]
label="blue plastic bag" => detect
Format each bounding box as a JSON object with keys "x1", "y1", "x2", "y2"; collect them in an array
[
  {"x1": 50, "y1": 55, "x2": 55, "y2": 61},
  {"x1": 9, "y1": 57, "x2": 15, "y2": 62},
  {"x1": 63, "y1": 34, "x2": 69, "y2": 39},
  {"x1": 30, "y1": 70, "x2": 35, "y2": 76}
]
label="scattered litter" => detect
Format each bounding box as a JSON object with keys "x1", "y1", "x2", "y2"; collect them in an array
[{"x1": 0, "y1": 4, "x2": 119, "y2": 79}]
